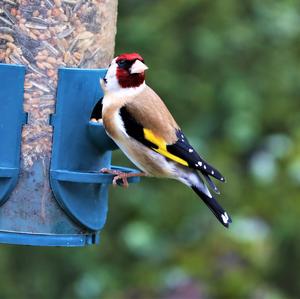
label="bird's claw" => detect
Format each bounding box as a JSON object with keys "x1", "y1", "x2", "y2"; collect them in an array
[
  {"x1": 100, "y1": 168, "x2": 145, "y2": 188},
  {"x1": 100, "y1": 168, "x2": 129, "y2": 188},
  {"x1": 112, "y1": 173, "x2": 129, "y2": 188}
]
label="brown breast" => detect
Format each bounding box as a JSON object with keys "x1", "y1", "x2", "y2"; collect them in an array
[{"x1": 102, "y1": 85, "x2": 180, "y2": 144}]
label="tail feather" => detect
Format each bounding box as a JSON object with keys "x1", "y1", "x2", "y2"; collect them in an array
[
  {"x1": 176, "y1": 167, "x2": 231, "y2": 227},
  {"x1": 191, "y1": 185, "x2": 232, "y2": 228},
  {"x1": 202, "y1": 172, "x2": 220, "y2": 194}
]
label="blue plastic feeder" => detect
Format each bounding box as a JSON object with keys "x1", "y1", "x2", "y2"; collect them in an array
[{"x1": 0, "y1": 64, "x2": 139, "y2": 247}]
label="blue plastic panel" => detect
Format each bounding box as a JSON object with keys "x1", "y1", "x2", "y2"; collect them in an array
[
  {"x1": 50, "y1": 68, "x2": 139, "y2": 232},
  {"x1": 0, "y1": 230, "x2": 99, "y2": 247},
  {"x1": 0, "y1": 63, "x2": 27, "y2": 205}
]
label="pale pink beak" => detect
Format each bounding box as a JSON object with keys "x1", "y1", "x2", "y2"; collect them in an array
[{"x1": 130, "y1": 60, "x2": 149, "y2": 74}]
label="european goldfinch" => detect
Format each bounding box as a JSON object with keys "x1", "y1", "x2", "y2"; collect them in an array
[{"x1": 99, "y1": 53, "x2": 232, "y2": 227}]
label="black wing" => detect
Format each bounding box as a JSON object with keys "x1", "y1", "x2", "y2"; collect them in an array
[
  {"x1": 166, "y1": 130, "x2": 225, "y2": 183},
  {"x1": 119, "y1": 106, "x2": 226, "y2": 186}
]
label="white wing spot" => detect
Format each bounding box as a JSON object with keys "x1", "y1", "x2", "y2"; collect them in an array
[
  {"x1": 221, "y1": 212, "x2": 229, "y2": 224},
  {"x1": 189, "y1": 148, "x2": 193, "y2": 153},
  {"x1": 211, "y1": 170, "x2": 214, "y2": 175},
  {"x1": 221, "y1": 177, "x2": 224, "y2": 181},
  {"x1": 181, "y1": 134, "x2": 184, "y2": 138},
  {"x1": 198, "y1": 161, "x2": 202, "y2": 166},
  {"x1": 204, "y1": 165, "x2": 207, "y2": 169}
]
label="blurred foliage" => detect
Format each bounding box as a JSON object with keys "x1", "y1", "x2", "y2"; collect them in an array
[{"x1": 1, "y1": 0, "x2": 300, "y2": 298}]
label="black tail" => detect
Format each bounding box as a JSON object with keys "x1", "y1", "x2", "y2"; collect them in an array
[{"x1": 192, "y1": 186, "x2": 232, "y2": 228}]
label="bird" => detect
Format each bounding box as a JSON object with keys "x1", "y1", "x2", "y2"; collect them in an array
[{"x1": 98, "y1": 52, "x2": 232, "y2": 228}]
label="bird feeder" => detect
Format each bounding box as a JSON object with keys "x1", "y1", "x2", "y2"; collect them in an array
[{"x1": 0, "y1": 0, "x2": 136, "y2": 246}]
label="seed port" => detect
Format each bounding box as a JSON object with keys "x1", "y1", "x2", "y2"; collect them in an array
[
  {"x1": 88, "y1": 121, "x2": 118, "y2": 152},
  {"x1": 90, "y1": 98, "x2": 103, "y2": 121},
  {"x1": 88, "y1": 97, "x2": 118, "y2": 151}
]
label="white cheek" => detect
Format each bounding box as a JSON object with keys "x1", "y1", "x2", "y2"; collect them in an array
[
  {"x1": 105, "y1": 63, "x2": 121, "y2": 92},
  {"x1": 106, "y1": 64, "x2": 116, "y2": 79}
]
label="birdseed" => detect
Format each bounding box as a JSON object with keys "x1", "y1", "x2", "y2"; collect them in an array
[{"x1": 0, "y1": 0, "x2": 117, "y2": 169}]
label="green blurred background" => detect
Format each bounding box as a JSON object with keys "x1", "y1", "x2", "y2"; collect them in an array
[{"x1": 1, "y1": 0, "x2": 300, "y2": 298}]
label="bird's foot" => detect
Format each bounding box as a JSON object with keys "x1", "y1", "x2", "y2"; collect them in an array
[{"x1": 100, "y1": 168, "x2": 145, "y2": 188}]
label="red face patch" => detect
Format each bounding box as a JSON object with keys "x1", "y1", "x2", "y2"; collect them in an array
[
  {"x1": 115, "y1": 53, "x2": 146, "y2": 88},
  {"x1": 116, "y1": 68, "x2": 145, "y2": 88}
]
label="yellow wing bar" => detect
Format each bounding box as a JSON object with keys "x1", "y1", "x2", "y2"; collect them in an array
[{"x1": 143, "y1": 128, "x2": 188, "y2": 166}]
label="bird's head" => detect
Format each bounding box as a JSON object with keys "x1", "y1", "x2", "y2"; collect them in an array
[{"x1": 101, "y1": 53, "x2": 148, "y2": 93}]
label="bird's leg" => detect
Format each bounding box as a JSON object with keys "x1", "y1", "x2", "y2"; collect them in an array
[
  {"x1": 100, "y1": 168, "x2": 146, "y2": 188},
  {"x1": 100, "y1": 168, "x2": 122, "y2": 176}
]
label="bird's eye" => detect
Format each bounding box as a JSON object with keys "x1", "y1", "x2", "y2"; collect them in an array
[{"x1": 117, "y1": 59, "x2": 127, "y2": 67}]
